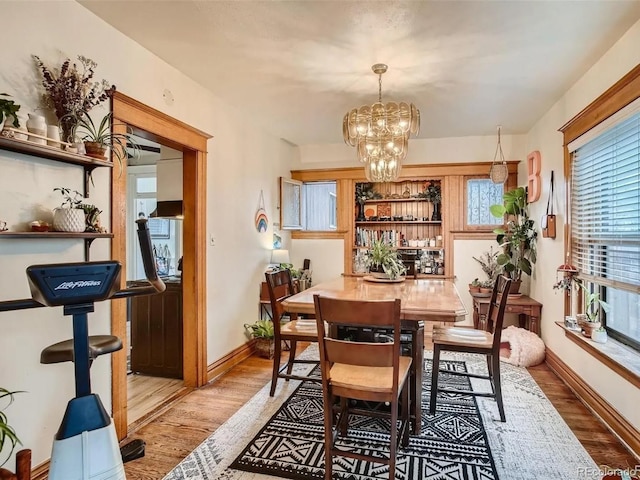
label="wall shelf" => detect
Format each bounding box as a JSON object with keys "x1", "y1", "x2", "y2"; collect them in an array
[
  {"x1": 0, "y1": 135, "x2": 113, "y2": 197},
  {"x1": 364, "y1": 198, "x2": 429, "y2": 203},
  {"x1": 0, "y1": 231, "x2": 114, "y2": 261},
  {"x1": 356, "y1": 221, "x2": 441, "y2": 225}
]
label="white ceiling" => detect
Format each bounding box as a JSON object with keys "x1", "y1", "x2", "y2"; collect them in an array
[{"x1": 79, "y1": 0, "x2": 640, "y2": 146}]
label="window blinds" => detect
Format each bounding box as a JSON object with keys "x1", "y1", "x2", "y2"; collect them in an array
[{"x1": 570, "y1": 111, "x2": 640, "y2": 293}]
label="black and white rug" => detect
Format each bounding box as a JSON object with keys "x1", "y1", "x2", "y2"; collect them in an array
[
  {"x1": 229, "y1": 361, "x2": 496, "y2": 480},
  {"x1": 163, "y1": 347, "x2": 601, "y2": 480}
]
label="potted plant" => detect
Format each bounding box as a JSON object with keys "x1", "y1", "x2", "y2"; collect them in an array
[
  {"x1": 489, "y1": 186, "x2": 537, "y2": 293},
  {"x1": 419, "y1": 181, "x2": 442, "y2": 220},
  {"x1": 0, "y1": 388, "x2": 22, "y2": 470},
  {"x1": 33, "y1": 54, "x2": 111, "y2": 143},
  {"x1": 468, "y1": 278, "x2": 482, "y2": 293},
  {"x1": 472, "y1": 246, "x2": 501, "y2": 285},
  {"x1": 244, "y1": 319, "x2": 275, "y2": 359},
  {"x1": 574, "y1": 279, "x2": 611, "y2": 338},
  {"x1": 366, "y1": 238, "x2": 407, "y2": 280},
  {"x1": 52, "y1": 187, "x2": 85, "y2": 233},
  {"x1": 0, "y1": 94, "x2": 21, "y2": 129},
  {"x1": 75, "y1": 112, "x2": 140, "y2": 168}
]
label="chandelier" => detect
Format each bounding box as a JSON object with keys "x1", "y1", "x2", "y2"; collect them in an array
[{"x1": 343, "y1": 64, "x2": 420, "y2": 182}]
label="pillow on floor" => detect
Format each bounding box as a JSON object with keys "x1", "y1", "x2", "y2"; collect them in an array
[{"x1": 500, "y1": 326, "x2": 546, "y2": 367}]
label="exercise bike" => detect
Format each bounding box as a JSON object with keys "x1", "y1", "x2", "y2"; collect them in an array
[{"x1": 0, "y1": 219, "x2": 166, "y2": 480}]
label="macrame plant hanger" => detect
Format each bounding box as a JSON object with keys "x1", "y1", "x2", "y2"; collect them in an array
[{"x1": 489, "y1": 125, "x2": 509, "y2": 184}]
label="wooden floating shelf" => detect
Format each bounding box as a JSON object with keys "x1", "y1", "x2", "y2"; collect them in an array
[
  {"x1": 364, "y1": 198, "x2": 429, "y2": 203},
  {"x1": 356, "y1": 221, "x2": 441, "y2": 225},
  {"x1": 353, "y1": 246, "x2": 443, "y2": 251},
  {"x1": 0, "y1": 136, "x2": 113, "y2": 169},
  {"x1": 0, "y1": 232, "x2": 113, "y2": 239}
]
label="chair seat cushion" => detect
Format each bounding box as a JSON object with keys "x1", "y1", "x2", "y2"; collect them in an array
[
  {"x1": 330, "y1": 356, "x2": 412, "y2": 393},
  {"x1": 432, "y1": 326, "x2": 493, "y2": 348},
  {"x1": 281, "y1": 319, "x2": 318, "y2": 337}
]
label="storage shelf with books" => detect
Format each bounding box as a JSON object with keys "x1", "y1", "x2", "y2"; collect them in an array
[{"x1": 353, "y1": 179, "x2": 445, "y2": 277}]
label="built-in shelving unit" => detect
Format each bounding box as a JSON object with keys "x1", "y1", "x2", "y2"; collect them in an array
[{"x1": 0, "y1": 135, "x2": 114, "y2": 260}]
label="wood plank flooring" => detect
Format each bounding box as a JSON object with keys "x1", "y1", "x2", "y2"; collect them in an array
[
  {"x1": 127, "y1": 374, "x2": 185, "y2": 425},
  {"x1": 123, "y1": 347, "x2": 638, "y2": 479}
]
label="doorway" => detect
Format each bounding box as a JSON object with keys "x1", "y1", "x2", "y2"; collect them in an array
[{"x1": 110, "y1": 91, "x2": 211, "y2": 439}]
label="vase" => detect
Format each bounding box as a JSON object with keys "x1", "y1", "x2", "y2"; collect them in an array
[
  {"x1": 356, "y1": 201, "x2": 366, "y2": 221},
  {"x1": 591, "y1": 329, "x2": 608, "y2": 343},
  {"x1": 46, "y1": 125, "x2": 61, "y2": 148},
  {"x1": 26, "y1": 113, "x2": 46, "y2": 145},
  {"x1": 59, "y1": 113, "x2": 80, "y2": 144},
  {"x1": 431, "y1": 202, "x2": 441, "y2": 221},
  {"x1": 53, "y1": 208, "x2": 86, "y2": 233}
]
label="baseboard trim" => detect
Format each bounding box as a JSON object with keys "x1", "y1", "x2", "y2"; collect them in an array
[
  {"x1": 207, "y1": 340, "x2": 256, "y2": 382},
  {"x1": 31, "y1": 461, "x2": 48, "y2": 480},
  {"x1": 546, "y1": 348, "x2": 640, "y2": 460}
]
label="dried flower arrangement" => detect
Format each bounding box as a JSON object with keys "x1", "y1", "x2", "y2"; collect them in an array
[{"x1": 33, "y1": 54, "x2": 113, "y2": 142}]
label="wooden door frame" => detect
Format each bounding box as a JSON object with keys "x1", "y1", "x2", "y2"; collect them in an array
[{"x1": 110, "y1": 91, "x2": 211, "y2": 439}]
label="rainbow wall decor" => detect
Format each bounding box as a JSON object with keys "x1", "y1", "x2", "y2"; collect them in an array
[{"x1": 255, "y1": 191, "x2": 269, "y2": 233}]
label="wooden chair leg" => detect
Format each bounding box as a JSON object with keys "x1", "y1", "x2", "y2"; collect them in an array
[
  {"x1": 338, "y1": 397, "x2": 348, "y2": 437},
  {"x1": 492, "y1": 353, "x2": 506, "y2": 422},
  {"x1": 285, "y1": 340, "x2": 297, "y2": 380},
  {"x1": 269, "y1": 335, "x2": 283, "y2": 397},
  {"x1": 401, "y1": 380, "x2": 410, "y2": 447},
  {"x1": 389, "y1": 390, "x2": 398, "y2": 478},
  {"x1": 486, "y1": 354, "x2": 495, "y2": 395},
  {"x1": 324, "y1": 393, "x2": 335, "y2": 480},
  {"x1": 429, "y1": 346, "x2": 441, "y2": 415}
]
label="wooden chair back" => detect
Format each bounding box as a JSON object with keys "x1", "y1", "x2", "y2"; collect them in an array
[
  {"x1": 487, "y1": 275, "x2": 512, "y2": 350},
  {"x1": 265, "y1": 269, "x2": 295, "y2": 336},
  {"x1": 313, "y1": 295, "x2": 402, "y2": 387}
]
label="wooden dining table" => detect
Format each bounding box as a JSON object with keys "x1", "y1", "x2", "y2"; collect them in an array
[{"x1": 282, "y1": 276, "x2": 467, "y2": 434}]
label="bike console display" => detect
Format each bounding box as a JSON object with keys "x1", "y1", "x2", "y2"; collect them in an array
[{"x1": 26, "y1": 262, "x2": 121, "y2": 307}]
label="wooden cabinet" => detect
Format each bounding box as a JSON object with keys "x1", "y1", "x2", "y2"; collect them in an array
[
  {"x1": 354, "y1": 179, "x2": 445, "y2": 278},
  {"x1": 129, "y1": 281, "x2": 183, "y2": 379}
]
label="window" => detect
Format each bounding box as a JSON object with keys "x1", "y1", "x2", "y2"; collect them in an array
[
  {"x1": 569, "y1": 103, "x2": 640, "y2": 350},
  {"x1": 280, "y1": 178, "x2": 337, "y2": 231},
  {"x1": 465, "y1": 178, "x2": 504, "y2": 227}
]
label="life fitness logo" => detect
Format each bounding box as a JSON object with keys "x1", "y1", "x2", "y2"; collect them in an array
[{"x1": 54, "y1": 280, "x2": 102, "y2": 290}]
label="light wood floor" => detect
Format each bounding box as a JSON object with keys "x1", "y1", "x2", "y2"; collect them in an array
[
  {"x1": 127, "y1": 374, "x2": 185, "y2": 425},
  {"x1": 122, "y1": 346, "x2": 638, "y2": 479}
]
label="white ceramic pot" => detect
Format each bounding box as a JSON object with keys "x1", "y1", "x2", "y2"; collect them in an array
[
  {"x1": 53, "y1": 208, "x2": 85, "y2": 233},
  {"x1": 26, "y1": 113, "x2": 46, "y2": 145},
  {"x1": 47, "y1": 125, "x2": 61, "y2": 148},
  {"x1": 591, "y1": 329, "x2": 608, "y2": 344}
]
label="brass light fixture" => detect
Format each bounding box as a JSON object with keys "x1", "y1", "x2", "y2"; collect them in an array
[
  {"x1": 343, "y1": 64, "x2": 420, "y2": 182},
  {"x1": 489, "y1": 125, "x2": 508, "y2": 184}
]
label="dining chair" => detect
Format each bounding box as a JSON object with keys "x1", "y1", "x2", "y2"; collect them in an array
[
  {"x1": 265, "y1": 269, "x2": 320, "y2": 397},
  {"x1": 313, "y1": 294, "x2": 412, "y2": 480},
  {"x1": 429, "y1": 274, "x2": 512, "y2": 422}
]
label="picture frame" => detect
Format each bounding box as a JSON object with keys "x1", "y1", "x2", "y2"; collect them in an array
[
  {"x1": 364, "y1": 204, "x2": 377, "y2": 219},
  {"x1": 149, "y1": 218, "x2": 170, "y2": 239}
]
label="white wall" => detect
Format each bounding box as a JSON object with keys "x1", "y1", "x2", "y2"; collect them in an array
[
  {"x1": 526, "y1": 18, "x2": 640, "y2": 431},
  {"x1": 0, "y1": 2, "x2": 293, "y2": 467}
]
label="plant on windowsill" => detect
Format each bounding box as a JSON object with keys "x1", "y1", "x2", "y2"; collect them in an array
[
  {"x1": 574, "y1": 279, "x2": 611, "y2": 338},
  {"x1": 489, "y1": 186, "x2": 537, "y2": 293},
  {"x1": 366, "y1": 238, "x2": 407, "y2": 280},
  {"x1": 244, "y1": 319, "x2": 275, "y2": 359}
]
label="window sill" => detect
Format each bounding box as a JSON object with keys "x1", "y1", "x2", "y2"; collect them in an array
[
  {"x1": 555, "y1": 321, "x2": 640, "y2": 388},
  {"x1": 292, "y1": 230, "x2": 346, "y2": 240}
]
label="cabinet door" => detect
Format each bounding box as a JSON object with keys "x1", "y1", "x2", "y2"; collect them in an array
[{"x1": 130, "y1": 286, "x2": 183, "y2": 378}]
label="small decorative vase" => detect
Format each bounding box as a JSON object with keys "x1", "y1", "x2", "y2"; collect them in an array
[
  {"x1": 431, "y1": 202, "x2": 442, "y2": 221},
  {"x1": 53, "y1": 208, "x2": 86, "y2": 233},
  {"x1": 26, "y1": 113, "x2": 46, "y2": 145},
  {"x1": 591, "y1": 329, "x2": 608, "y2": 344},
  {"x1": 47, "y1": 125, "x2": 61, "y2": 148},
  {"x1": 356, "y1": 201, "x2": 366, "y2": 221}
]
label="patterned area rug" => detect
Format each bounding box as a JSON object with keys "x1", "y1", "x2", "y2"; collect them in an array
[
  {"x1": 163, "y1": 347, "x2": 601, "y2": 480},
  {"x1": 229, "y1": 361, "x2": 496, "y2": 480}
]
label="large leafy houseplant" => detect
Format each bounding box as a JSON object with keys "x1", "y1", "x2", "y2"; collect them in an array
[
  {"x1": 366, "y1": 238, "x2": 407, "y2": 280},
  {"x1": 0, "y1": 388, "x2": 22, "y2": 468},
  {"x1": 489, "y1": 187, "x2": 537, "y2": 288}
]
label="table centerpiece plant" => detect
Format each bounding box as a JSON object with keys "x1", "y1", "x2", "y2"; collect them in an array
[{"x1": 366, "y1": 238, "x2": 407, "y2": 280}]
